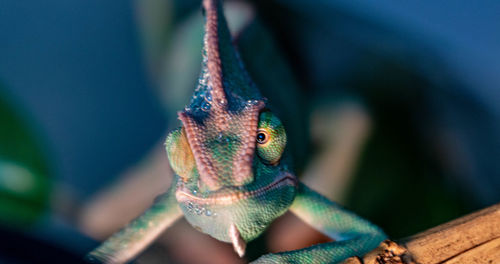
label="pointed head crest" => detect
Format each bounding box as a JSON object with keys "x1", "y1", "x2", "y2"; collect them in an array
[{"x1": 178, "y1": 0, "x2": 265, "y2": 190}]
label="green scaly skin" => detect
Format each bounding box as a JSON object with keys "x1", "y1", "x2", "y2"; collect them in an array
[{"x1": 86, "y1": 0, "x2": 386, "y2": 263}]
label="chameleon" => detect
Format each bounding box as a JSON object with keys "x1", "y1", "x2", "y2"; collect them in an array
[{"x1": 86, "y1": 0, "x2": 387, "y2": 263}]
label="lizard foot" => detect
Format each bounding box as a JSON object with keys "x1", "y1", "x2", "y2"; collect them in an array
[{"x1": 341, "y1": 240, "x2": 416, "y2": 264}]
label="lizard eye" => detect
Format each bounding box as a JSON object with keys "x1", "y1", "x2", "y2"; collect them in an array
[
  {"x1": 256, "y1": 112, "x2": 287, "y2": 165},
  {"x1": 165, "y1": 127, "x2": 195, "y2": 181},
  {"x1": 256, "y1": 130, "x2": 269, "y2": 144}
]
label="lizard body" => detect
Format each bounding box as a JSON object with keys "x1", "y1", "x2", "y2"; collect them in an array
[{"x1": 87, "y1": 0, "x2": 386, "y2": 263}]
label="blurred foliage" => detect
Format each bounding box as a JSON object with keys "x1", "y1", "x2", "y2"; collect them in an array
[
  {"x1": 0, "y1": 85, "x2": 51, "y2": 228},
  {"x1": 346, "y1": 102, "x2": 470, "y2": 238}
]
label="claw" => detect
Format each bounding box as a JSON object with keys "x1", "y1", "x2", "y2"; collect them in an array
[{"x1": 229, "y1": 223, "x2": 246, "y2": 257}]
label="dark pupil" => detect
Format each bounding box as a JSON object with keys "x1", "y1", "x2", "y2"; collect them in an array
[{"x1": 256, "y1": 133, "x2": 266, "y2": 143}]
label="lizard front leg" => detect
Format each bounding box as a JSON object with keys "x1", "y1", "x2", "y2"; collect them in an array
[
  {"x1": 253, "y1": 182, "x2": 386, "y2": 264},
  {"x1": 86, "y1": 182, "x2": 182, "y2": 264}
]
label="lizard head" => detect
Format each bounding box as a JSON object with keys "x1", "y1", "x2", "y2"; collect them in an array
[{"x1": 164, "y1": 0, "x2": 297, "y2": 257}]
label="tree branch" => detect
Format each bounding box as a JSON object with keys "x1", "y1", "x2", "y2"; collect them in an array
[{"x1": 342, "y1": 202, "x2": 500, "y2": 264}]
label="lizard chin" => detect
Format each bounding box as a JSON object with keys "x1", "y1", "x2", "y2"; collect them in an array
[
  {"x1": 175, "y1": 171, "x2": 297, "y2": 246},
  {"x1": 175, "y1": 172, "x2": 297, "y2": 205}
]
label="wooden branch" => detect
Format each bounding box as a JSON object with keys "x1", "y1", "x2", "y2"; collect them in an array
[{"x1": 342, "y1": 202, "x2": 500, "y2": 264}]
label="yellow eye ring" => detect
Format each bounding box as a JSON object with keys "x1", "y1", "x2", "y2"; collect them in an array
[{"x1": 256, "y1": 129, "x2": 270, "y2": 145}]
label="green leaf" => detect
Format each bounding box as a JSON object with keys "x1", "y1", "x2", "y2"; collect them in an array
[{"x1": 0, "y1": 84, "x2": 51, "y2": 228}]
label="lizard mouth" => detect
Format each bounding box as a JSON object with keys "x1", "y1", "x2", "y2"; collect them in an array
[{"x1": 175, "y1": 172, "x2": 297, "y2": 206}]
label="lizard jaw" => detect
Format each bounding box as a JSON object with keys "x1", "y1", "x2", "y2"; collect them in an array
[{"x1": 175, "y1": 172, "x2": 297, "y2": 205}]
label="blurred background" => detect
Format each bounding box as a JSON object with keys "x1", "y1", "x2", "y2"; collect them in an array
[{"x1": 0, "y1": 0, "x2": 499, "y2": 263}]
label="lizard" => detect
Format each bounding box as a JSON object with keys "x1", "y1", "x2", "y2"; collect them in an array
[{"x1": 86, "y1": 0, "x2": 387, "y2": 263}]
